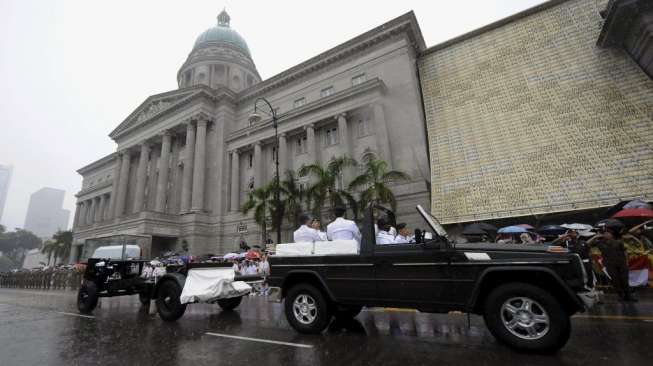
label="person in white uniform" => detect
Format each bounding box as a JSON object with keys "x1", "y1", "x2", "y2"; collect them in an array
[
  {"x1": 311, "y1": 219, "x2": 328, "y2": 241},
  {"x1": 293, "y1": 213, "x2": 322, "y2": 243},
  {"x1": 327, "y1": 206, "x2": 361, "y2": 244},
  {"x1": 394, "y1": 223, "x2": 414, "y2": 244},
  {"x1": 376, "y1": 217, "x2": 396, "y2": 244}
]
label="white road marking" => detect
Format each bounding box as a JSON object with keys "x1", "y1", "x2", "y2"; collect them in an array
[
  {"x1": 205, "y1": 332, "x2": 313, "y2": 348},
  {"x1": 56, "y1": 311, "x2": 95, "y2": 319}
]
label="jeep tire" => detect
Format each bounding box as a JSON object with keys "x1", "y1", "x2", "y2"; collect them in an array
[
  {"x1": 77, "y1": 281, "x2": 99, "y2": 313},
  {"x1": 217, "y1": 296, "x2": 243, "y2": 311},
  {"x1": 285, "y1": 284, "x2": 331, "y2": 334},
  {"x1": 483, "y1": 282, "x2": 570, "y2": 353},
  {"x1": 156, "y1": 280, "x2": 187, "y2": 322}
]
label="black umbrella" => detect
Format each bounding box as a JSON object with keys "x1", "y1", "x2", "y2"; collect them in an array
[
  {"x1": 462, "y1": 224, "x2": 489, "y2": 236},
  {"x1": 536, "y1": 225, "x2": 567, "y2": 236},
  {"x1": 595, "y1": 218, "x2": 625, "y2": 231},
  {"x1": 476, "y1": 223, "x2": 498, "y2": 232}
]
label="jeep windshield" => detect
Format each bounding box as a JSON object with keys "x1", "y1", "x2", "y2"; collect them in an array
[{"x1": 416, "y1": 204, "x2": 448, "y2": 239}]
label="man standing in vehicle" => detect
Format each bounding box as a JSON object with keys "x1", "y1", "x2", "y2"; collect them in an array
[{"x1": 326, "y1": 206, "x2": 361, "y2": 244}]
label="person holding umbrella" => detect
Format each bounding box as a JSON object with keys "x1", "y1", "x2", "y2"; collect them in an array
[{"x1": 588, "y1": 224, "x2": 636, "y2": 302}]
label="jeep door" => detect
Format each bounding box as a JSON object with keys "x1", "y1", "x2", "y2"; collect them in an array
[{"x1": 373, "y1": 241, "x2": 453, "y2": 308}]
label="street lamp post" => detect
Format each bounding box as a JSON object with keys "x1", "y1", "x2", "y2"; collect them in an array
[{"x1": 249, "y1": 97, "x2": 282, "y2": 245}]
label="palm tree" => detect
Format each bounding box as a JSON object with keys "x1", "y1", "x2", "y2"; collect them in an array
[
  {"x1": 298, "y1": 156, "x2": 358, "y2": 221},
  {"x1": 241, "y1": 183, "x2": 276, "y2": 244},
  {"x1": 279, "y1": 170, "x2": 306, "y2": 230},
  {"x1": 41, "y1": 240, "x2": 57, "y2": 266},
  {"x1": 52, "y1": 230, "x2": 73, "y2": 265},
  {"x1": 348, "y1": 149, "x2": 411, "y2": 212}
]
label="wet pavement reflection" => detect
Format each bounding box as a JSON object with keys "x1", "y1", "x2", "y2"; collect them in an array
[{"x1": 1, "y1": 288, "x2": 652, "y2": 366}]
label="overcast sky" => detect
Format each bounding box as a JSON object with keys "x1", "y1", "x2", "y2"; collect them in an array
[{"x1": 0, "y1": 0, "x2": 546, "y2": 231}]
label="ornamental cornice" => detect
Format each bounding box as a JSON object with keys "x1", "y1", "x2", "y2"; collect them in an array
[
  {"x1": 227, "y1": 78, "x2": 386, "y2": 143},
  {"x1": 237, "y1": 11, "x2": 424, "y2": 103},
  {"x1": 77, "y1": 152, "x2": 117, "y2": 175},
  {"x1": 75, "y1": 180, "x2": 112, "y2": 198}
]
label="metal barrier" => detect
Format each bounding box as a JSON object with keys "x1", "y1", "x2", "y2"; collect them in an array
[{"x1": 0, "y1": 270, "x2": 83, "y2": 291}]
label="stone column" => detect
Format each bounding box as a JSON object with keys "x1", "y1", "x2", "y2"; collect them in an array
[
  {"x1": 115, "y1": 150, "x2": 131, "y2": 217},
  {"x1": 155, "y1": 131, "x2": 172, "y2": 212},
  {"x1": 230, "y1": 150, "x2": 240, "y2": 211},
  {"x1": 372, "y1": 102, "x2": 393, "y2": 169},
  {"x1": 73, "y1": 202, "x2": 81, "y2": 228},
  {"x1": 107, "y1": 153, "x2": 122, "y2": 219},
  {"x1": 336, "y1": 112, "x2": 354, "y2": 183},
  {"x1": 253, "y1": 141, "x2": 263, "y2": 188},
  {"x1": 306, "y1": 124, "x2": 316, "y2": 164},
  {"x1": 191, "y1": 118, "x2": 208, "y2": 212},
  {"x1": 96, "y1": 195, "x2": 106, "y2": 222},
  {"x1": 77, "y1": 202, "x2": 86, "y2": 227},
  {"x1": 180, "y1": 121, "x2": 196, "y2": 213},
  {"x1": 278, "y1": 133, "x2": 288, "y2": 177},
  {"x1": 87, "y1": 198, "x2": 96, "y2": 225},
  {"x1": 133, "y1": 142, "x2": 151, "y2": 213}
]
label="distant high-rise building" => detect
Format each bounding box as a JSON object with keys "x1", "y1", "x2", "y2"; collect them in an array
[
  {"x1": 23, "y1": 187, "x2": 70, "y2": 239},
  {"x1": 0, "y1": 164, "x2": 12, "y2": 224}
]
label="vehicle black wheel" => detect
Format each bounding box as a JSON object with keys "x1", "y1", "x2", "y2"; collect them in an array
[
  {"x1": 333, "y1": 305, "x2": 362, "y2": 319},
  {"x1": 155, "y1": 280, "x2": 187, "y2": 322},
  {"x1": 217, "y1": 296, "x2": 243, "y2": 311},
  {"x1": 483, "y1": 282, "x2": 571, "y2": 353},
  {"x1": 77, "y1": 281, "x2": 99, "y2": 313},
  {"x1": 284, "y1": 284, "x2": 331, "y2": 334},
  {"x1": 139, "y1": 292, "x2": 151, "y2": 307}
]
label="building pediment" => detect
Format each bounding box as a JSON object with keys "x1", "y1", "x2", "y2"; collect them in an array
[{"x1": 109, "y1": 86, "x2": 236, "y2": 140}]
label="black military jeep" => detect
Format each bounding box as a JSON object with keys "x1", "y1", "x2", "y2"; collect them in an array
[{"x1": 268, "y1": 204, "x2": 597, "y2": 353}]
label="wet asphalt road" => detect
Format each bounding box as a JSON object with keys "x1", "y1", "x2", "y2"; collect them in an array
[{"x1": 1, "y1": 289, "x2": 652, "y2": 366}]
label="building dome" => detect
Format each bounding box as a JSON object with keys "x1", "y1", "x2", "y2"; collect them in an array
[
  {"x1": 193, "y1": 12, "x2": 251, "y2": 58},
  {"x1": 178, "y1": 9, "x2": 260, "y2": 91}
]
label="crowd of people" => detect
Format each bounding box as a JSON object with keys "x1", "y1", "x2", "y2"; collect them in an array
[{"x1": 0, "y1": 266, "x2": 84, "y2": 290}]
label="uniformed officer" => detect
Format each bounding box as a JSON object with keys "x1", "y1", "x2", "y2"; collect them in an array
[
  {"x1": 376, "y1": 217, "x2": 396, "y2": 245},
  {"x1": 588, "y1": 228, "x2": 636, "y2": 302},
  {"x1": 293, "y1": 213, "x2": 322, "y2": 243},
  {"x1": 553, "y1": 230, "x2": 592, "y2": 287},
  {"x1": 394, "y1": 223, "x2": 414, "y2": 244},
  {"x1": 326, "y1": 206, "x2": 362, "y2": 244}
]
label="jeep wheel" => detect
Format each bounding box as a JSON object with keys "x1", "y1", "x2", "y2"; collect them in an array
[
  {"x1": 156, "y1": 280, "x2": 187, "y2": 322},
  {"x1": 77, "y1": 281, "x2": 99, "y2": 313},
  {"x1": 285, "y1": 284, "x2": 331, "y2": 334},
  {"x1": 334, "y1": 305, "x2": 362, "y2": 319},
  {"x1": 139, "y1": 292, "x2": 151, "y2": 307},
  {"x1": 217, "y1": 296, "x2": 242, "y2": 311},
  {"x1": 483, "y1": 282, "x2": 570, "y2": 353}
]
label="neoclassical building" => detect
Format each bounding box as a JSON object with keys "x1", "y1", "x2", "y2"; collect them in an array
[{"x1": 71, "y1": 10, "x2": 430, "y2": 260}]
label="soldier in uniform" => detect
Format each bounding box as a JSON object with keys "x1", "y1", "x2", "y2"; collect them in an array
[{"x1": 588, "y1": 228, "x2": 636, "y2": 302}]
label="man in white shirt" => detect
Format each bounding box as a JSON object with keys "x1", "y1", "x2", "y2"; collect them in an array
[
  {"x1": 376, "y1": 217, "x2": 396, "y2": 244},
  {"x1": 394, "y1": 223, "x2": 414, "y2": 244},
  {"x1": 293, "y1": 213, "x2": 322, "y2": 243},
  {"x1": 327, "y1": 206, "x2": 361, "y2": 244}
]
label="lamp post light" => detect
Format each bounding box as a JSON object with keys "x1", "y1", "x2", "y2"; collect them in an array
[{"x1": 249, "y1": 97, "x2": 282, "y2": 245}]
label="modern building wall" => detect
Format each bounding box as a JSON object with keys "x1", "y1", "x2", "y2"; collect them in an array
[
  {"x1": 0, "y1": 164, "x2": 12, "y2": 224},
  {"x1": 418, "y1": 0, "x2": 653, "y2": 224},
  {"x1": 24, "y1": 187, "x2": 70, "y2": 239}
]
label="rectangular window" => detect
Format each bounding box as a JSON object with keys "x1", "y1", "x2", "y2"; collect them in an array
[
  {"x1": 352, "y1": 73, "x2": 367, "y2": 86},
  {"x1": 325, "y1": 127, "x2": 338, "y2": 146},
  {"x1": 293, "y1": 97, "x2": 305, "y2": 108},
  {"x1": 296, "y1": 136, "x2": 307, "y2": 155},
  {"x1": 321, "y1": 86, "x2": 334, "y2": 98},
  {"x1": 357, "y1": 118, "x2": 372, "y2": 138},
  {"x1": 272, "y1": 147, "x2": 277, "y2": 161},
  {"x1": 248, "y1": 153, "x2": 253, "y2": 168}
]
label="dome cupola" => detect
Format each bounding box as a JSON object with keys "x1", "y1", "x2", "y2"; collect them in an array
[{"x1": 178, "y1": 9, "x2": 260, "y2": 91}]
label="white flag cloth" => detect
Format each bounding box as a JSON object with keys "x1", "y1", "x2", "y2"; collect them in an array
[{"x1": 179, "y1": 268, "x2": 251, "y2": 304}]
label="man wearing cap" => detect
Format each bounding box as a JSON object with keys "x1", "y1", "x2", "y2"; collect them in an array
[
  {"x1": 293, "y1": 213, "x2": 322, "y2": 243},
  {"x1": 326, "y1": 206, "x2": 361, "y2": 244},
  {"x1": 394, "y1": 223, "x2": 414, "y2": 244},
  {"x1": 553, "y1": 229, "x2": 592, "y2": 286}
]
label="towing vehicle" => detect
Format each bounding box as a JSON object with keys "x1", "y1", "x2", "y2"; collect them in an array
[{"x1": 267, "y1": 204, "x2": 597, "y2": 353}]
